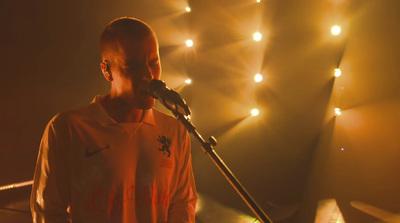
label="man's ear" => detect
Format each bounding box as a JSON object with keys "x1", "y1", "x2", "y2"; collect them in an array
[{"x1": 100, "y1": 60, "x2": 113, "y2": 81}]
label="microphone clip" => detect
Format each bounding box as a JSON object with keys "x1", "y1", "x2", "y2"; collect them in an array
[{"x1": 149, "y1": 80, "x2": 191, "y2": 118}]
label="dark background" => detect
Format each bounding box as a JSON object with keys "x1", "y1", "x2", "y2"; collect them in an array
[{"x1": 1, "y1": 0, "x2": 399, "y2": 222}]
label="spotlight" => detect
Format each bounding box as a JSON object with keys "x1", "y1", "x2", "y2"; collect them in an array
[
  {"x1": 331, "y1": 25, "x2": 341, "y2": 36},
  {"x1": 185, "y1": 39, "x2": 193, "y2": 47},
  {"x1": 185, "y1": 79, "x2": 192, "y2": 84},
  {"x1": 186, "y1": 7, "x2": 191, "y2": 12},
  {"x1": 254, "y1": 74, "x2": 263, "y2": 82},
  {"x1": 250, "y1": 108, "x2": 259, "y2": 116},
  {"x1": 253, "y1": 32, "x2": 262, "y2": 41},
  {"x1": 334, "y1": 108, "x2": 342, "y2": 116},
  {"x1": 334, "y1": 68, "x2": 342, "y2": 77}
]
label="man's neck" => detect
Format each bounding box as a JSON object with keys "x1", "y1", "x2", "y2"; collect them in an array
[{"x1": 101, "y1": 95, "x2": 144, "y2": 123}]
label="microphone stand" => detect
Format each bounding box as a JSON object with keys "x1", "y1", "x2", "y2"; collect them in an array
[{"x1": 174, "y1": 113, "x2": 273, "y2": 223}]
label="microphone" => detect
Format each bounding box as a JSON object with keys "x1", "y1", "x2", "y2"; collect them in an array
[{"x1": 148, "y1": 79, "x2": 191, "y2": 117}]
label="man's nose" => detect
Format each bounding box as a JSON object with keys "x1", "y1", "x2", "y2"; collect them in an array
[{"x1": 141, "y1": 65, "x2": 154, "y2": 80}]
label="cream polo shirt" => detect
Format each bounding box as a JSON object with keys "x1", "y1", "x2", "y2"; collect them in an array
[{"x1": 31, "y1": 96, "x2": 197, "y2": 223}]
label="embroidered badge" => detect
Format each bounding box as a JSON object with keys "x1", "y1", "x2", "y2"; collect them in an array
[{"x1": 157, "y1": 135, "x2": 171, "y2": 157}]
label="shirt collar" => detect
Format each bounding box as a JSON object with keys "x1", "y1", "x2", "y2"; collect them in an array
[
  {"x1": 91, "y1": 95, "x2": 156, "y2": 126},
  {"x1": 140, "y1": 108, "x2": 155, "y2": 126}
]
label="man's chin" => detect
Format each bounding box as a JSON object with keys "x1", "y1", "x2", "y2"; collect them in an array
[{"x1": 137, "y1": 99, "x2": 155, "y2": 110}]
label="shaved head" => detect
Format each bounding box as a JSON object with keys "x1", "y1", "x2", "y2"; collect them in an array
[{"x1": 100, "y1": 17, "x2": 156, "y2": 59}]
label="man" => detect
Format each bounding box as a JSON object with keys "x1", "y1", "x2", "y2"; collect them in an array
[{"x1": 31, "y1": 17, "x2": 198, "y2": 223}]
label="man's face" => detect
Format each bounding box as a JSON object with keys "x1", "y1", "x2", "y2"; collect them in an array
[{"x1": 108, "y1": 34, "x2": 161, "y2": 110}]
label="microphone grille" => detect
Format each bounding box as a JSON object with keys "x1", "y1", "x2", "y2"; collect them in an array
[{"x1": 148, "y1": 79, "x2": 166, "y2": 98}]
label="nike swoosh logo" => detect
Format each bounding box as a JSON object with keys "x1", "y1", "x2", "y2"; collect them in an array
[{"x1": 85, "y1": 145, "x2": 110, "y2": 157}]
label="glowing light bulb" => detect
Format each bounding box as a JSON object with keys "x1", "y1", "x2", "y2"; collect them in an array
[
  {"x1": 331, "y1": 25, "x2": 341, "y2": 36},
  {"x1": 334, "y1": 108, "x2": 342, "y2": 116},
  {"x1": 186, "y1": 7, "x2": 191, "y2": 12},
  {"x1": 256, "y1": 0, "x2": 261, "y2": 2},
  {"x1": 253, "y1": 32, "x2": 262, "y2": 41},
  {"x1": 334, "y1": 68, "x2": 342, "y2": 77},
  {"x1": 185, "y1": 39, "x2": 193, "y2": 47},
  {"x1": 185, "y1": 79, "x2": 192, "y2": 84},
  {"x1": 254, "y1": 74, "x2": 263, "y2": 82},
  {"x1": 250, "y1": 108, "x2": 259, "y2": 116}
]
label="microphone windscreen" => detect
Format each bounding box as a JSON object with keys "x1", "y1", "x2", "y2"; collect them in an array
[{"x1": 148, "y1": 79, "x2": 166, "y2": 99}]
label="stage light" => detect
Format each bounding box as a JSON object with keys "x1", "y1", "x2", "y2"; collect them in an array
[
  {"x1": 0, "y1": 180, "x2": 33, "y2": 191},
  {"x1": 317, "y1": 199, "x2": 345, "y2": 223},
  {"x1": 185, "y1": 78, "x2": 192, "y2": 84},
  {"x1": 334, "y1": 68, "x2": 342, "y2": 77},
  {"x1": 253, "y1": 32, "x2": 262, "y2": 41},
  {"x1": 250, "y1": 108, "x2": 259, "y2": 116},
  {"x1": 331, "y1": 25, "x2": 341, "y2": 36},
  {"x1": 254, "y1": 74, "x2": 263, "y2": 82},
  {"x1": 334, "y1": 108, "x2": 342, "y2": 116},
  {"x1": 185, "y1": 39, "x2": 193, "y2": 47},
  {"x1": 186, "y1": 7, "x2": 191, "y2": 12}
]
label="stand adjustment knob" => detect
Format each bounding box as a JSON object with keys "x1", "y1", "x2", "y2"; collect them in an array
[{"x1": 208, "y1": 136, "x2": 217, "y2": 147}]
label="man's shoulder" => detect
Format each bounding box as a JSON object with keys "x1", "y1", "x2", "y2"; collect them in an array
[{"x1": 49, "y1": 102, "x2": 100, "y2": 127}]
